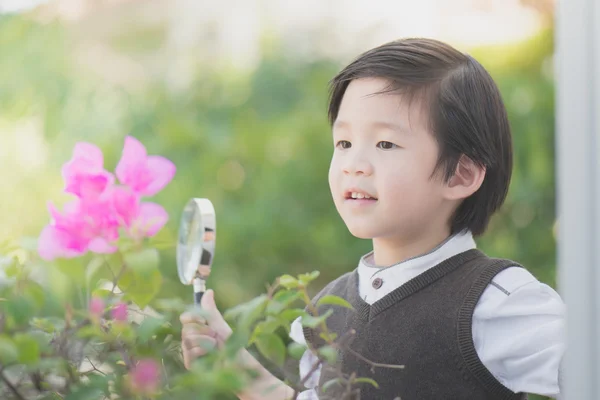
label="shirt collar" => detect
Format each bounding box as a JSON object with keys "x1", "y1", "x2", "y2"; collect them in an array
[{"x1": 356, "y1": 231, "x2": 477, "y2": 303}]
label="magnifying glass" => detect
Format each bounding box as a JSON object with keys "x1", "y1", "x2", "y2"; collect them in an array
[{"x1": 176, "y1": 198, "x2": 216, "y2": 306}]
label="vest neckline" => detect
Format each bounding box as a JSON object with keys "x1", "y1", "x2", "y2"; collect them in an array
[{"x1": 349, "y1": 248, "x2": 485, "y2": 320}]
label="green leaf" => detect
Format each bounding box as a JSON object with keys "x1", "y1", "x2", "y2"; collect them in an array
[
  {"x1": 37, "y1": 357, "x2": 66, "y2": 376},
  {"x1": 90, "y1": 288, "x2": 112, "y2": 299},
  {"x1": 6, "y1": 296, "x2": 35, "y2": 326},
  {"x1": 277, "y1": 275, "x2": 299, "y2": 289},
  {"x1": 321, "y1": 377, "x2": 343, "y2": 393},
  {"x1": 319, "y1": 331, "x2": 337, "y2": 342},
  {"x1": 252, "y1": 317, "x2": 284, "y2": 337},
  {"x1": 266, "y1": 290, "x2": 301, "y2": 315},
  {"x1": 4, "y1": 260, "x2": 19, "y2": 278},
  {"x1": 86, "y1": 256, "x2": 106, "y2": 286},
  {"x1": 154, "y1": 298, "x2": 187, "y2": 314},
  {"x1": 0, "y1": 335, "x2": 18, "y2": 364},
  {"x1": 86, "y1": 374, "x2": 111, "y2": 396},
  {"x1": 316, "y1": 295, "x2": 353, "y2": 310},
  {"x1": 287, "y1": 342, "x2": 307, "y2": 360},
  {"x1": 77, "y1": 325, "x2": 103, "y2": 339},
  {"x1": 24, "y1": 281, "x2": 46, "y2": 309},
  {"x1": 124, "y1": 248, "x2": 159, "y2": 279},
  {"x1": 298, "y1": 271, "x2": 320, "y2": 285},
  {"x1": 14, "y1": 333, "x2": 40, "y2": 365},
  {"x1": 318, "y1": 345, "x2": 337, "y2": 364},
  {"x1": 26, "y1": 331, "x2": 52, "y2": 354},
  {"x1": 354, "y1": 377, "x2": 379, "y2": 388},
  {"x1": 120, "y1": 268, "x2": 162, "y2": 308},
  {"x1": 55, "y1": 258, "x2": 86, "y2": 286},
  {"x1": 224, "y1": 294, "x2": 268, "y2": 330},
  {"x1": 137, "y1": 316, "x2": 167, "y2": 342},
  {"x1": 255, "y1": 333, "x2": 286, "y2": 366},
  {"x1": 278, "y1": 309, "x2": 306, "y2": 322},
  {"x1": 30, "y1": 317, "x2": 60, "y2": 333},
  {"x1": 300, "y1": 309, "x2": 333, "y2": 328},
  {"x1": 65, "y1": 385, "x2": 105, "y2": 400}
]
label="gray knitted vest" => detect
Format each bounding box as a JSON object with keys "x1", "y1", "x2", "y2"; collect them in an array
[{"x1": 303, "y1": 249, "x2": 528, "y2": 400}]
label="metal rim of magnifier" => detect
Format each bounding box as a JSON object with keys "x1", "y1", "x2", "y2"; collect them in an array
[{"x1": 176, "y1": 198, "x2": 216, "y2": 285}]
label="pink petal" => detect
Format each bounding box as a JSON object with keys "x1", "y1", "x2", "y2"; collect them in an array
[
  {"x1": 62, "y1": 145, "x2": 113, "y2": 199},
  {"x1": 38, "y1": 225, "x2": 86, "y2": 261},
  {"x1": 108, "y1": 186, "x2": 140, "y2": 227},
  {"x1": 116, "y1": 136, "x2": 148, "y2": 186},
  {"x1": 89, "y1": 296, "x2": 105, "y2": 318},
  {"x1": 130, "y1": 359, "x2": 160, "y2": 395},
  {"x1": 88, "y1": 237, "x2": 117, "y2": 254},
  {"x1": 72, "y1": 142, "x2": 104, "y2": 168},
  {"x1": 111, "y1": 302, "x2": 128, "y2": 322},
  {"x1": 141, "y1": 156, "x2": 176, "y2": 197},
  {"x1": 134, "y1": 202, "x2": 168, "y2": 237},
  {"x1": 65, "y1": 171, "x2": 114, "y2": 199}
]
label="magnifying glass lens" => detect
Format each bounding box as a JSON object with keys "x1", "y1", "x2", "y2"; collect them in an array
[{"x1": 177, "y1": 203, "x2": 203, "y2": 284}]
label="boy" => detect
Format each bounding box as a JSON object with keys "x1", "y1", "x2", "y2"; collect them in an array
[{"x1": 180, "y1": 38, "x2": 565, "y2": 399}]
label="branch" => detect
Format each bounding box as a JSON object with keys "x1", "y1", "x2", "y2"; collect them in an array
[
  {"x1": 82, "y1": 357, "x2": 106, "y2": 376},
  {"x1": 291, "y1": 356, "x2": 323, "y2": 399},
  {"x1": 292, "y1": 329, "x2": 357, "y2": 400},
  {"x1": 111, "y1": 263, "x2": 127, "y2": 295},
  {"x1": 117, "y1": 342, "x2": 134, "y2": 370},
  {"x1": 344, "y1": 347, "x2": 404, "y2": 373},
  {"x1": 0, "y1": 366, "x2": 26, "y2": 400}
]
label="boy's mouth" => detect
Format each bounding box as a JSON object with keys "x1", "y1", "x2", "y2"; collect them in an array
[{"x1": 344, "y1": 190, "x2": 378, "y2": 201}]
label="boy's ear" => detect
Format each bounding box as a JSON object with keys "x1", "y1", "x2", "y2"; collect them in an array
[{"x1": 444, "y1": 155, "x2": 486, "y2": 201}]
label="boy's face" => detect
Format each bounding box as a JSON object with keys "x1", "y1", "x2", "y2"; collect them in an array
[{"x1": 329, "y1": 78, "x2": 452, "y2": 242}]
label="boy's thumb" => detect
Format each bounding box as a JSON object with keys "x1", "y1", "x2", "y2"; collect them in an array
[{"x1": 200, "y1": 290, "x2": 232, "y2": 339}]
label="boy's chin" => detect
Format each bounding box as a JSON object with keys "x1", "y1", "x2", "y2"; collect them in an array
[{"x1": 346, "y1": 226, "x2": 377, "y2": 240}]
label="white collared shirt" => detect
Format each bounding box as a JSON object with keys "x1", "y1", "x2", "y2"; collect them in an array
[{"x1": 290, "y1": 231, "x2": 565, "y2": 399}]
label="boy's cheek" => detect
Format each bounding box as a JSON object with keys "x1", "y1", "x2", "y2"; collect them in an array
[{"x1": 328, "y1": 163, "x2": 340, "y2": 195}]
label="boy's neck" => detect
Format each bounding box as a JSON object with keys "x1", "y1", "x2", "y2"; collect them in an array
[{"x1": 371, "y1": 227, "x2": 452, "y2": 267}]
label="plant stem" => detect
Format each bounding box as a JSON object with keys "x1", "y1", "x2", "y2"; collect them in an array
[
  {"x1": 0, "y1": 366, "x2": 26, "y2": 400},
  {"x1": 344, "y1": 347, "x2": 404, "y2": 372}
]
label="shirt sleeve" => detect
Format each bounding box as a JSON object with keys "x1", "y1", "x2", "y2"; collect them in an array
[
  {"x1": 290, "y1": 317, "x2": 322, "y2": 394},
  {"x1": 473, "y1": 267, "x2": 566, "y2": 397}
]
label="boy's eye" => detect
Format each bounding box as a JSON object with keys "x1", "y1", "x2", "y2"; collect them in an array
[
  {"x1": 377, "y1": 141, "x2": 398, "y2": 150},
  {"x1": 336, "y1": 140, "x2": 351, "y2": 149}
]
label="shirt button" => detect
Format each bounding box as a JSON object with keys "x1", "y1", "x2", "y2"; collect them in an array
[{"x1": 372, "y1": 277, "x2": 383, "y2": 289}]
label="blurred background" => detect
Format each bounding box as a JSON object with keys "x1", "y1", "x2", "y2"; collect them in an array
[{"x1": 0, "y1": 1, "x2": 555, "y2": 396}]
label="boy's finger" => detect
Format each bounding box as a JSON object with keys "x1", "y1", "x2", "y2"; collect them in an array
[
  {"x1": 180, "y1": 312, "x2": 206, "y2": 325},
  {"x1": 183, "y1": 334, "x2": 217, "y2": 351},
  {"x1": 182, "y1": 325, "x2": 217, "y2": 338},
  {"x1": 190, "y1": 345, "x2": 213, "y2": 358},
  {"x1": 191, "y1": 336, "x2": 218, "y2": 351},
  {"x1": 200, "y1": 290, "x2": 233, "y2": 339}
]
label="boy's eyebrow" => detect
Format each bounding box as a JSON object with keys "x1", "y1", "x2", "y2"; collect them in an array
[{"x1": 333, "y1": 120, "x2": 408, "y2": 133}]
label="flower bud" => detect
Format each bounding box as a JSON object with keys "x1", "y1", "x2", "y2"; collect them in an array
[
  {"x1": 89, "y1": 296, "x2": 105, "y2": 320},
  {"x1": 129, "y1": 358, "x2": 160, "y2": 396},
  {"x1": 111, "y1": 302, "x2": 128, "y2": 323}
]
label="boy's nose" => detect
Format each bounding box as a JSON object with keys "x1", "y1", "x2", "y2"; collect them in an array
[{"x1": 343, "y1": 157, "x2": 374, "y2": 176}]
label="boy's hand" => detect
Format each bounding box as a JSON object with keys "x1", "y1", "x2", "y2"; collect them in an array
[{"x1": 180, "y1": 289, "x2": 233, "y2": 369}]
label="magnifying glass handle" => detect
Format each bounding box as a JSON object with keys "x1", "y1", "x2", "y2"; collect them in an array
[{"x1": 193, "y1": 278, "x2": 206, "y2": 307}]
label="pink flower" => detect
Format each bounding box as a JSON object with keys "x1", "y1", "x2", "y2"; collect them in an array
[
  {"x1": 110, "y1": 187, "x2": 168, "y2": 238},
  {"x1": 116, "y1": 136, "x2": 176, "y2": 197},
  {"x1": 111, "y1": 302, "x2": 128, "y2": 322},
  {"x1": 38, "y1": 198, "x2": 118, "y2": 260},
  {"x1": 38, "y1": 136, "x2": 174, "y2": 261},
  {"x1": 89, "y1": 296, "x2": 105, "y2": 319},
  {"x1": 129, "y1": 359, "x2": 160, "y2": 396},
  {"x1": 62, "y1": 142, "x2": 114, "y2": 199}
]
